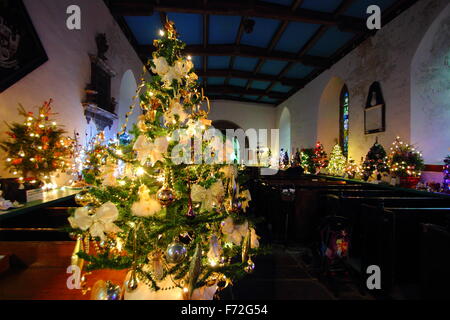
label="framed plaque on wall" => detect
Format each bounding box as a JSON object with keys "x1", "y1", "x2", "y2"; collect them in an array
[
  {"x1": 364, "y1": 81, "x2": 386, "y2": 134},
  {"x1": 0, "y1": 0, "x2": 48, "y2": 93}
]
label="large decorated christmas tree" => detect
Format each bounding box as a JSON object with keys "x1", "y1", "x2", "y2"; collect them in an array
[{"x1": 68, "y1": 21, "x2": 262, "y2": 300}]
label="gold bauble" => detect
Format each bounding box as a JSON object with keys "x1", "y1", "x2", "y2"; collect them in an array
[
  {"x1": 244, "y1": 258, "x2": 255, "y2": 274},
  {"x1": 157, "y1": 187, "x2": 175, "y2": 206},
  {"x1": 75, "y1": 192, "x2": 94, "y2": 206}
]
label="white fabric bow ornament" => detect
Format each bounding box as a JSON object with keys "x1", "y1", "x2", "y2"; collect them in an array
[
  {"x1": 131, "y1": 185, "x2": 161, "y2": 217},
  {"x1": 173, "y1": 59, "x2": 193, "y2": 79},
  {"x1": 133, "y1": 135, "x2": 169, "y2": 165},
  {"x1": 69, "y1": 202, "x2": 121, "y2": 241},
  {"x1": 165, "y1": 100, "x2": 188, "y2": 125},
  {"x1": 151, "y1": 56, "x2": 169, "y2": 75},
  {"x1": 221, "y1": 217, "x2": 259, "y2": 248},
  {"x1": 191, "y1": 181, "x2": 225, "y2": 211}
]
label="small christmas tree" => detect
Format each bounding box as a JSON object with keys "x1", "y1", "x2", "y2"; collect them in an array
[
  {"x1": 80, "y1": 132, "x2": 109, "y2": 186},
  {"x1": 442, "y1": 155, "x2": 450, "y2": 192},
  {"x1": 279, "y1": 149, "x2": 290, "y2": 169},
  {"x1": 327, "y1": 144, "x2": 347, "y2": 176},
  {"x1": 362, "y1": 139, "x2": 388, "y2": 181},
  {"x1": 388, "y1": 136, "x2": 424, "y2": 178},
  {"x1": 312, "y1": 142, "x2": 328, "y2": 174},
  {"x1": 300, "y1": 148, "x2": 315, "y2": 174},
  {"x1": 345, "y1": 157, "x2": 361, "y2": 180},
  {"x1": 1, "y1": 99, "x2": 73, "y2": 186},
  {"x1": 291, "y1": 148, "x2": 301, "y2": 167}
]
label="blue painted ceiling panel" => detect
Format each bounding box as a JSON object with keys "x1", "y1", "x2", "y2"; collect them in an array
[
  {"x1": 259, "y1": 0, "x2": 293, "y2": 6},
  {"x1": 234, "y1": 57, "x2": 259, "y2": 71},
  {"x1": 344, "y1": 0, "x2": 397, "y2": 18},
  {"x1": 243, "y1": 95, "x2": 260, "y2": 101},
  {"x1": 300, "y1": 0, "x2": 341, "y2": 12},
  {"x1": 272, "y1": 82, "x2": 293, "y2": 93},
  {"x1": 209, "y1": 15, "x2": 241, "y2": 44},
  {"x1": 259, "y1": 60, "x2": 288, "y2": 75},
  {"x1": 251, "y1": 80, "x2": 271, "y2": 90},
  {"x1": 275, "y1": 22, "x2": 320, "y2": 53},
  {"x1": 307, "y1": 26, "x2": 354, "y2": 57},
  {"x1": 124, "y1": 15, "x2": 161, "y2": 45},
  {"x1": 229, "y1": 78, "x2": 248, "y2": 87},
  {"x1": 208, "y1": 56, "x2": 231, "y2": 69},
  {"x1": 191, "y1": 56, "x2": 203, "y2": 71},
  {"x1": 208, "y1": 77, "x2": 225, "y2": 85},
  {"x1": 241, "y1": 17, "x2": 281, "y2": 48},
  {"x1": 166, "y1": 13, "x2": 203, "y2": 45},
  {"x1": 260, "y1": 96, "x2": 278, "y2": 104},
  {"x1": 284, "y1": 63, "x2": 314, "y2": 78}
]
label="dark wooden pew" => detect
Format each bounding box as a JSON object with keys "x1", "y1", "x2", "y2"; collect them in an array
[
  {"x1": 326, "y1": 196, "x2": 450, "y2": 270},
  {"x1": 360, "y1": 205, "x2": 450, "y2": 298},
  {"x1": 420, "y1": 224, "x2": 450, "y2": 299}
]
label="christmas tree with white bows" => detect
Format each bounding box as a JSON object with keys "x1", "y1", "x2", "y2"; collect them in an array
[{"x1": 68, "y1": 21, "x2": 263, "y2": 300}]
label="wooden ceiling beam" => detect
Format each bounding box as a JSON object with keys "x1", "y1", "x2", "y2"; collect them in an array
[
  {"x1": 225, "y1": 16, "x2": 247, "y2": 86},
  {"x1": 278, "y1": 0, "x2": 418, "y2": 103},
  {"x1": 186, "y1": 44, "x2": 329, "y2": 67},
  {"x1": 246, "y1": 0, "x2": 304, "y2": 91},
  {"x1": 137, "y1": 44, "x2": 329, "y2": 68},
  {"x1": 196, "y1": 69, "x2": 305, "y2": 87},
  {"x1": 206, "y1": 85, "x2": 288, "y2": 99},
  {"x1": 207, "y1": 95, "x2": 278, "y2": 106},
  {"x1": 261, "y1": 1, "x2": 359, "y2": 98}
]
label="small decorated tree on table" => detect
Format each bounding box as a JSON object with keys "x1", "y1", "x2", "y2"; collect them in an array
[
  {"x1": 67, "y1": 21, "x2": 264, "y2": 301},
  {"x1": 1, "y1": 99, "x2": 73, "y2": 188},
  {"x1": 291, "y1": 148, "x2": 302, "y2": 167},
  {"x1": 312, "y1": 142, "x2": 328, "y2": 174},
  {"x1": 345, "y1": 158, "x2": 361, "y2": 180},
  {"x1": 327, "y1": 144, "x2": 347, "y2": 177},
  {"x1": 443, "y1": 155, "x2": 450, "y2": 193},
  {"x1": 300, "y1": 148, "x2": 315, "y2": 174},
  {"x1": 279, "y1": 149, "x2": 290, "y2": 169},
  {"x1": 362, "y1": 139, "x2": 389, "y2": 181},
  {"x1": 388, "y1": 136, "x2": 424, "y2": 188}
]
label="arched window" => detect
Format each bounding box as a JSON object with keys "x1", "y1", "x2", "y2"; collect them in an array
[{"x1": 339, "y1": 85, "x2": 349, "y2": 158}]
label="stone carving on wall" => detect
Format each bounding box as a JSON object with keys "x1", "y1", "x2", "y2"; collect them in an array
[{"x1": 83, "y1": 33, "x2": 117, "y2": 131}]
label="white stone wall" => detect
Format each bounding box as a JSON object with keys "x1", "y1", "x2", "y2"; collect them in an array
[
  {"x1": 0, "y1": 0, "x2": 144, "y2": 179},
  {"x1": 276, "y1": 0, "x2": 449, "y2": 165},
  {"x1": 411, "y1": 4, "x2": 450, "y2": 165}
]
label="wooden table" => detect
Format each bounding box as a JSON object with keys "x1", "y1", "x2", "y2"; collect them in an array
[{"x1": 0, "y1": 188, "x2": 81, "y2": 222}]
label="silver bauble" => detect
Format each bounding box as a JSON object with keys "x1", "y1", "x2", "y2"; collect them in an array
[
  {"x1": 91, "y1": 280, "x2": 122, "y2": 300},
  {"x1": 166, "y1": 242, "x2": 187, "y2": 264},
  {"x1": 126, "y1": 271, "x2": 139, "y2": 292}
]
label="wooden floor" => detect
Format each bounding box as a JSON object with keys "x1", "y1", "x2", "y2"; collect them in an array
[
  {"x1": 0, "y1": 242, "x2": 126, "y2": 300},
  {"x1": 0, "y1": 242, "x2": 367, "y2": 300}
]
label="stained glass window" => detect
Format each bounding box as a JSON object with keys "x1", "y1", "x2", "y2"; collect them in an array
[{"x1": 340, "y1": 85, "x2": 349, "y2": 158}]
